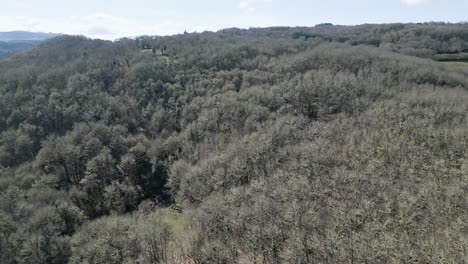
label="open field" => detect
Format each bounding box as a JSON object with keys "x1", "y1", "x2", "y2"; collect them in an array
[
  {"x1": 433, "y1": 52, "x2": 468, "y2": 61},
  {"x1": 140, "y1": 48, "x2": 164, "y2": 55},
  {"x1": 441, "y1": 60, "x2": 468, "y2": 66}
]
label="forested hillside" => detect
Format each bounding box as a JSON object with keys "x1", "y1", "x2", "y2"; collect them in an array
[{"x1": 0, "y1": 23, "x2": 467, "y2": 263}]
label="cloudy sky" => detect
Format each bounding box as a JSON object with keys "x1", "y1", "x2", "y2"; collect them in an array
[{"x1": 0, "y1": 0, "x2": 465, "y2": 40}]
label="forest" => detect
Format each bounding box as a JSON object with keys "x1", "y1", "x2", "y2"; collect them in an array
[{"x1": 0, "y1": 23, "x2": 467, "y2": 263}]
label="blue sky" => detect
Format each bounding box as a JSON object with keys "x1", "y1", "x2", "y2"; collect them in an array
[{"x1": 0, "y1": 0, "x2": 466, "y2": 40}]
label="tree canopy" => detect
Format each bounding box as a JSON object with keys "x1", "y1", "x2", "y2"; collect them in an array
[{"x1": 0, "y1": 23, "x2": 467, "y2": 263}]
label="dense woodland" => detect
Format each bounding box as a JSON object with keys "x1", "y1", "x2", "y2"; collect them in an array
[{"x1": 0, "y1": 23, "x2": 467, "y2": 263}]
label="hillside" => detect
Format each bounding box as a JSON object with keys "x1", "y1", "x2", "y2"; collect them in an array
[
  {"x1": 0, "y1": 23, "x2": 467, "y2": 263},
  {"x1": 0, "y1": 31, "x2": 58, "y2": 41},
  {"x1": 0, "y1": 31, "x2": 58, "y2": 57}
]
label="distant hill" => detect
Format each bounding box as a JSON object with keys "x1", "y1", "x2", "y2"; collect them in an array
[
  {"x1": 0, "y1": 31, "x2": 59, "y2": 57},
  {"x1": 0, "y1": 31, "x2": 58, "y2": 41}
]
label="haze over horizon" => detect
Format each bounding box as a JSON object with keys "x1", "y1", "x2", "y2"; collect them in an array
[{"x1": 0, "y1": 0, "x2": 467, "y2": 40}]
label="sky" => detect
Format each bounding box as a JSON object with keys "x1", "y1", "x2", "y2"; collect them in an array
[{"x1": 0, "y1": 0, "x2": 466, "y2": 40}]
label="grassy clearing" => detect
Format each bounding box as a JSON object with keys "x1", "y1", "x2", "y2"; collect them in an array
[
  {"x1": 434, "y1": 52, "x2": 468, "y2": 61},
  {"x1": 441, "y1": 60, "x2": 468, "y2": 66},
  {"x1": 140, "y1": 48, "x2": 164, "y2": 55},
  {"x1": 167, "y1": 208, "x2": 183, "y2": 232}
]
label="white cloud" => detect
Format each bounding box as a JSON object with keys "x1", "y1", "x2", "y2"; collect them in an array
[
  {"x1": 0, "y1": 1, "x2": 278, "y2": 40},
  {"x1": 239, "y1": 1, "x2": 250, "y2": 9},
  {"x1": 401, "y1": 0, "x2": 431, "y2": 6},
  {"x1": 238, "y1": 0, "x2": 272, "y2": 12},
  {"x1": 0, "y1": 12, "x2": 281, "y2": 40},
  {"x1": 0, "y1": 14, "x2": 189, "y2": 40},
  {"x1": 13, "y1": 2, "x2": 32, "y2": 9}
]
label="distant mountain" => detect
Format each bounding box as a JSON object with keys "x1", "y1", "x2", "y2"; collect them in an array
[
  {"x1": 0, "y1": 31, "x2": 58, "y2": 41},
  {"x1": 0, "y1": 31, "x2": 59, "y2": 57}
]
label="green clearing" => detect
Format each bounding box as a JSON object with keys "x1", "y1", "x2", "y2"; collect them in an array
[
  {"x1": 433, "y1": 52, "x2": 468, "y2": 61},
  {"x1": 139, "y1": 49, "x2": 178, "y2": 64},
  {"x1": 441, "y1": 60, "x2": 468, "y2": 66},
  {"x1": 139, "y1": 48, "x2": 164, "y2": 55},
  {"x1": 434, "y1": 52, "x2": 468, "y2": 66}
]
